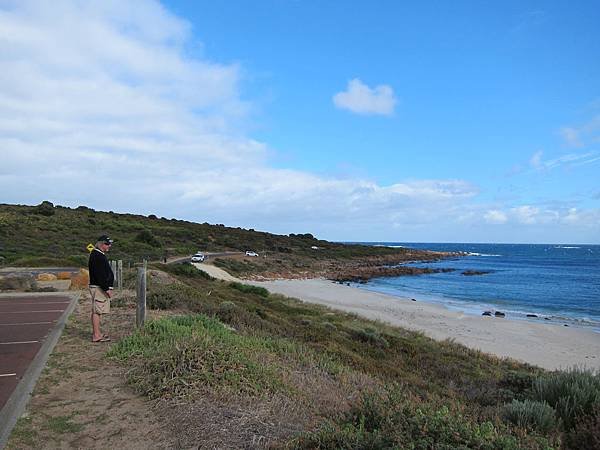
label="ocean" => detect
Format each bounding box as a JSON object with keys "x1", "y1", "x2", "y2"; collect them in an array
[{"x1": 355, "y1": 243, "x2": 600, "y2": 330}]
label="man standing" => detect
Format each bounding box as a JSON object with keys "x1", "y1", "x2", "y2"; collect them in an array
[{"x1": 88, "y1": 235, "x2": 114, "y2": 342}]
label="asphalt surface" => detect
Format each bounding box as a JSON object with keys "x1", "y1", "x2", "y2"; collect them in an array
[{"x1": 0, "y1": 294, "x2": 72, "y2": 411}]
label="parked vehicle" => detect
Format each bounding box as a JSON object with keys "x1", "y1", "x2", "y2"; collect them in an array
[
  {"x1": 245, "y1": 251, "x2": 259, "y2": 257},
  {"x1": 191, "y1": 253, "x2": 205, "y2": 262}
]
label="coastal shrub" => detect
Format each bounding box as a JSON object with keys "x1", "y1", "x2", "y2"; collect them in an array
[
  {"x1": 168, "y1": 263, "x2": 214, "y2": 280},
  {"x1": 532, "y1": 368, "x2": 600, "y2": 430},
  {"x1": 108, "y1": 315, "x2": 285, "y2": 398},
  {"x1": 564, "y1": 405, "x2": 600, "y2": 450},
  {"x1": 33, "y1": 201, "x2": 55, "y2": 216},
  {"x1": 230, "y1": 281, "x2": 269, "y2": 298},
  {"x1": 503, "y1": 399, "x2": 556, "y2": 432},
  {"x1": 293, "y1": 387, "x2": 548, "y2": 449},
  {"x1": 134, "y1": 229, "x2": 161, "y2": 247},
  {"x1": 108, "y1": 314, "x2": 344, "y2": 400},
  {"x1": 213, "y1": 258, "x2": 261, "y2": 276},
  {"x1": 146, "y1": 283, "x2": 199, "y2": 310},
  {"x1": 349, "y1": 327, "x2": 389, "y2": 348}
]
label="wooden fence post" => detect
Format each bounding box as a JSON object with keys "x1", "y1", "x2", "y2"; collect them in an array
[
  {"x1": 117, "y1": 260, "x2": 123, "y2": 291},
  {"x1": 110, "y1": 260, "x2": 117, "y2": 283},
  {"x1": 136, "y1": 266, "x2": 146, "y2": 328}
]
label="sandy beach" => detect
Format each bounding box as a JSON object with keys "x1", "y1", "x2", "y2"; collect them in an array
[
  {"x1": 252, "y1": 278, "x2": 600, "y2": 371},
  {"x1": 193, "y1": 263, "x2": 600, "y2": 371}
]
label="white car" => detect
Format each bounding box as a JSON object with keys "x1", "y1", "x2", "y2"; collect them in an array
[
  {"x1": 245, "y1": 251, "x2": 259, "y2": 257},
  {"x1": 191, "y1": 253, "x2": 205, "y2": 262}
]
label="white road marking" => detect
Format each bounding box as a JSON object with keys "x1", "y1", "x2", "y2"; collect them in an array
[
  {"x1": 1, "y1": 310, "x2": 64, "y2": 313},
  {"x1": 0, "y1": 340, "x2": 39, "y2": 345},
  {"x1": 0, "y1": 373, "x2": 17, "y2": 377}
]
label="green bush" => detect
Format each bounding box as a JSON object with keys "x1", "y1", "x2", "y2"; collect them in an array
[
  {"x1": 293, "y1": 387, "x2": 546, "y2": 449},
  {"x1": 168, "y1": 263, "x2": 214, "y2": 280},
  {"x1": 349, "y1": 327, "x2": 389, "y2": 348},
  {"x1": 564, "y1": 405, "x2": 600, "y2": 450},
  {"x1": 230, "y1": 282, "x2": 269, "y2": 298},
  {"x1": 503, "y1": 399, "x2": 556, "y2": 432},
  {"x1": 108, "y1": 315, "x2": 286, "y2": 399},
  {"x1": 533, "y1": 368, "x2": 600, "y2": 430},
  {"x1": 135, "y1": 229, "x2": 161, "y2": 247},
  {"x1": 146, "y1": 283, "x2": 199, "y2": 310},
  {"x1": 33, "y1": 201, "x2": 55, "y2": 216}
]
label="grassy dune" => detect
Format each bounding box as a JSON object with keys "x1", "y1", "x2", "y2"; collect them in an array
[
  {"x1": 0, "y1": 201, "x2": 440, "y2": 277},
  {"x1": 106, "y1": 264, "x2": 600, "y2": 448}
]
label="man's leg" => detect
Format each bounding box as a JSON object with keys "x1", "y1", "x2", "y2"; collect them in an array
[{"x1": 91, "y1": 311, "x2": 102, "y2": 341}]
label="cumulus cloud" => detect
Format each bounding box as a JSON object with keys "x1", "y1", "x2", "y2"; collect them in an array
[{"x1": 333, "y1": 78, "x2": 396, "y2": 116}]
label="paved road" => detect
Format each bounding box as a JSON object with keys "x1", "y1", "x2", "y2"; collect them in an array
[
  {"x1": 0, "y1": 292, "x2": 79, "y2": 448},
  {"x1": 0, "y1": 294, "x2": 74, "y2": 411}
]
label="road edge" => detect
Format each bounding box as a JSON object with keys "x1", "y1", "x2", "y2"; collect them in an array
[{"x1": 0, "y1": 291, "x2": 80, "y2": 449}]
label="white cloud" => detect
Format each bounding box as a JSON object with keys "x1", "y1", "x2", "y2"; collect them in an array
[
  {"x1": 559, "y1": 114, "x2": 600, "y2": 148},
  {"x1": 333, "y1": 78, "x2": 396, "y2": 116},
  {"x1": 484, "y1": 210, "x2": 508, "y2": 224},
  {"x1": 559, "y1": 127, "x2": 583, "y2": 148},
  {"x1": 528, "y1": 149, "x2": 599, "y2": 171},
  {"x1": 481, "y1": 205, "x2": 599, "y2": 229},
  {"x1": 511, "y1": 205, "x2": 540, "y2": 224},
  {"x1": 529, "y1": 150, "x2": 543, "y2": 169}
]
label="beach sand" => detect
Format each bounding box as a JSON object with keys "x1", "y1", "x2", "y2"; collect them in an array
[
  {"x1": 250, "y1": 278, "x2": 600, "y2": 371},
  {"x1": 193, "y1": 263, "x2": 600, "y2": 371}
]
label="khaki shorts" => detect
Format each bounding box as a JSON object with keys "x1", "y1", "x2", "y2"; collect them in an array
[{"x1": 90, "y1": 287, "x2": 111, "y2": 315}]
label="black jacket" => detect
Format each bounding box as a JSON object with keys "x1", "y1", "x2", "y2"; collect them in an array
[{"x1": 88, "y1": 248, "x2": 114, "y2": 292}]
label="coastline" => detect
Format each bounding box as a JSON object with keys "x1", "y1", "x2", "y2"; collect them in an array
[{"x1": 250, "y1": 278, "x2": 600, "y2": 371}]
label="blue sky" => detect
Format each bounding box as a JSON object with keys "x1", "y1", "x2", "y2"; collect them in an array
[{"x1": 1, "y1": 1, "x2": 599, "y2": 243}]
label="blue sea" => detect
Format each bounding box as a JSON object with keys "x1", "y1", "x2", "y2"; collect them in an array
[{"x1": 355, "y1": 243, "x2": 600, "y2": 330}]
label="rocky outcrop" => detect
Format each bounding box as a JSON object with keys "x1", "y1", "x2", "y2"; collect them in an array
[
  {"x1": 329, "y1": 266, "x2": 455, "y2": 283},
  {"x1": 461, "y1": 270, "x2": 492, "y2": 276}
]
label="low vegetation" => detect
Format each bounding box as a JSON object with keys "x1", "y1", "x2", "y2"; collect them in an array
[
  {"x1": 0, "y1": 202, "x2": 445, "y2": 278},
  {"x1": 103, "y1": 265, "x2": 600, "y2": 447}
]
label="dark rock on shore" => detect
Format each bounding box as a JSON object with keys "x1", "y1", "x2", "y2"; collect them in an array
[
  {"x1": 482, "y1": 311, "x2": 492, "y2": 316},
  {"x1": 526, "y1": 314, "x2": 538, "y2": 318},
  {"x1": 330, "y1": 266, "x2": 455, "y2": 283},
  {"x1": 462, "y1": 270, "x2": 492, "y2": 276},
  {"x1": 494, "y1": 311, "x2": 506, "y2": 318}
]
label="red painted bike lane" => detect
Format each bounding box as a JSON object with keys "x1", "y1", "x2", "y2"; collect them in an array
[{"x1": 0, "y1": 295, "x2": 73, "y2": 411}]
